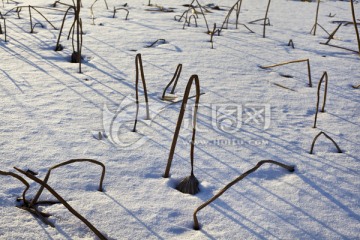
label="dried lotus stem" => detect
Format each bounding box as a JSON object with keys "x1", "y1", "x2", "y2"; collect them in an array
[
  {"x1": 313, "y1": 72, "x2": 328, "y2": 128},
  {"x1": 193, "y1": 160, "x2": 294, "y2": 230},
  {"x1": 260, "y1": 59, "x2": 312, "y2": 87},
  {"x1": 310, "y1": 131, "x2": 342, "y2": 154}
]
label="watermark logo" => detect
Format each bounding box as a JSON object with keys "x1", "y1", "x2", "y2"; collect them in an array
[{"x1": 102, "y1": 98, "x2": 271, "y2": 149}]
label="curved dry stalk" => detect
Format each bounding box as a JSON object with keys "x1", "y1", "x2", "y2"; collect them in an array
[
  {"x1": 193, "y1": 160, "x2": 295, "y2": 230},
  {"x1": 310, "y1": 131, "x2": 342, "y2": 154},
  {"x1": 14, "y1": 167, "x2": 108, "y2": 240},
  {"x1": 163, "y1": 74, "x2": 201, "y2": 181},
  {"x1": 0, "y1": 170, "x2": 30, "y2": 205},
  {"x1": 30, "y1": 159, "x2": 106, "y2": 206},
  {"x1": 313, "y1": 71, "x2": 328, "y2": 128},
  {"x1": 0, "y1": 18, "x2": 7, "y2": 42},
  {"x1": 288, "y1": 39, "x2": 294, "y2": 49},
  {"x1": 55, "y1": 6, "x2": 75, "y2": 51},
  {"x1": 352, "y1": 84, "x2": 360, "y2": 89},
  {"x1": 146, "y1": 38, "x2": 166, "y2": 48},
  {"x1": 133, "y1": 53, "x2": 150, "y2": 132},
  {"x1": 310, "y1": 0, "x2": 321, "y2": 35},
  {"x1": 350, "y1": 0, "x2": 360, "y2": 55},
  {"x1": 113, "y1": 7, "x2": 129, "y2": 19},
  {"x1": 162, "y1": 64, "x2": 182, "y2": 100},
  {"x1": 260, "y1": 59, "x2": 312, "y2": 87},
  {"x1": 188, "y1": 14, "x2": 197, "y2": 27},
  {"x1": 263, "y1": 0, "x2": 271, "y2": 38}
]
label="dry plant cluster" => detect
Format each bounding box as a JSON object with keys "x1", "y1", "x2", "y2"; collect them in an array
[{"x1": 1, "y1": 0, "x2": 359, "y2": 239}]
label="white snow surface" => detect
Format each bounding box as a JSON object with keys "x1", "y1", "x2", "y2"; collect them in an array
[{"x1": 0, "y1": 0, "x2": 359, "y2": 239}]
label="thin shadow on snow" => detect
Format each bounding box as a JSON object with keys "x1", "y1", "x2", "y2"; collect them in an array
[
  {"x1": 0, "y1": 69, "x2": 25, "y2": 93},
  {"x1": 103, "y1": 192, "x2": 164, "y2": 240}
]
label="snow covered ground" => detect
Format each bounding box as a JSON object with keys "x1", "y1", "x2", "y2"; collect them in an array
[{"x1": 0, "y1": 0, "x2": 359, "y2": 239}]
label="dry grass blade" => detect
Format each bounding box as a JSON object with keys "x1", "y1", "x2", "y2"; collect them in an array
[
  {"x1": 146, "y1": 39, "x2": 166, "y2": 48},
  {"x1": 113, "y1": 7, "x2": 129, "y2": 19},
  {"x1": 352, "y1": 84, "x2": 360, "y2": 89},
  {"x1": 350, "y1": 0, "x2": 360, "y2": 55},
  {"x1": 288, "y1": 39, "x2": 294, "y2": 49},
  {"x1": 310, "y1": 131, "x2": 342, "y2": 154},
  {"x1": 0, "y1": 170, "x2": 30, "y2": 206},
  {"x1": 193, "y1": 160, "x2": 295, "y2": 230}
]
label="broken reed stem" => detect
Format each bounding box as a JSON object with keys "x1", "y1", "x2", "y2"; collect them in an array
[
  {"x1": 30, "y1": 159, "x2": 106, "y2": 206},
  {"x1": 113, "y1": 7, "x2": 129, "y2": 19},
  {"x1": 133, "y1": 53, "x2": 150, "y2": 132},
  {"x1": 313, "y1": 71, "x2": 328, "y2": 128},
  {"x1": 310, "y1": 131, "x2": 342, "y2": 154},
  {"x1": 260, "y1": 59, "x2": 312, "y2": 87},
  {"x1": 14, "y1": 167, "x2": 107, "y2": 240},
  {"x1": 163, "y1": 74, "x2": 201, "y2": 178},
  {"x1": 90, "y1": 0, "x2": 98, "y2": 25},
  {"x1": 188, "y1": 14, "x2": 197, "y2": 27},
  {"x1": 195, "y1": 0, "x2": 210, "y2": 33},
  {"x1": 193, "y1": 160, "x2": 295, "y2": 230},
  {"x1": 76, "y1": 0, "x2": 81, "y2": 72},
  {"x1": 263, "y1": 0, "x2": 271, "y2": 38},
  {"x1": 352, "y1": 84, "x2": 360, "y2": 89},
  {"x1": 0, "y1": 170, "x2": 30, "y2": 205},
  {"x1": 288, "y1": 39, "x2": 295, "y2": 49},
  {"x1": 162, "y1": 63, "x2": 182, "y2": 99},
  {"x1": 350, "y1": 0, "x2": 360, "y2": 55},
  {"x1": 146, "y1": 39, "x2": 166, "y2": 48},
  {"x1": 0, "y1": 18, "x2": 7, "y2": 42}
]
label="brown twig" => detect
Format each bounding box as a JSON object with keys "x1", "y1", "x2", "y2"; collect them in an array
[
  {"x1": 310, "y1": 131, "x2": 342, "y2": 154},
  {"x1": 163, "y1": 74, "x2": 201, "y2": 179},
  {"x1": 133, "y1": 53, "x2": 150, "y2": 132},
  {"x1": 193, "y1": 160, "x2": 295, "y2": 230},
  {"x1": 350, "y1": 0, "x2": 360, "y2": 55},
  {"x1": 313, "y1": 71, "x2": 328, "y2": 128},
  {"x1": 260, "y1": 59, "x2": 312, "y2": 87},
  {"x1": 145, "y1": 38, "x2": 166, "y2": 48},
  {"x1": 352, "y1": 84, "x2": 360, "y2": 89},
  {"x1": 263, "y1": 0, "x2": 271, "y2": 38}
]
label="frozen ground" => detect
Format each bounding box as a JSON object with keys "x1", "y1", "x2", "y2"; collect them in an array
[{"x1": 0, "y1": 0, "x2": 359, "y2": 239}]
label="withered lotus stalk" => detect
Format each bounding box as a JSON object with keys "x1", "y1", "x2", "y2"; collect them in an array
[
  {"x1": 162, "y1": 63, "x2": 182, "y2": 100},
  {"x1": 313, "y1": 72, "x2": 328, "y2": 128},
  {"x1": 260, "y1": 59, "x2": 312, "y2": 87},
  {"x1": 30, "y1": 159, "x2": 106, "y2": 206},
  {"x1": 193, "y1": 160, "x2": 295, "y2": 230},
  {"x1": 133, "y1": 53, "x2": 150, "y2": 132},
  {"x1": 14, "y1": 167, "x2": 108, "y2": 240},
  {"x1": 310, "y1": 131, "x2": 342, "y2": 154},
  {"x1": 163, "y1": 74, "x2": 201, "y2": 195}
]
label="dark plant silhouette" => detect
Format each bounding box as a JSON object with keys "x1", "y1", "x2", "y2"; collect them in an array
[{"x1": 193, "y1": 160, "x2": 295, "y2": 230}]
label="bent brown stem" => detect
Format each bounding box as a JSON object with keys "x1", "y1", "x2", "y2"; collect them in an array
[
  {"x1": 263, "y1": 0, "x2": 271, "y2": 38},
  {"x1": 311, "y1": 0, "x2": 321, "y2": 35},
  {"x1": 14, "y1": 167, "x2": 108, "y2": 240},
  {"x1": 193, "y1": 160, "x2": 294, "y2": 230},
  {"x1": 113, "y1": 7, "x2": 129, "y2": 19},
  {"x1": 310, "y1": 131, "x2": 342, "y2": 154},
  {"x1": 163, "y1": 74, "x2": 201, "y2": 178},
  {"x1": 0, "y1": 170, "x2": 30, "y2": 205},
  {"x1": 352, "y1": 84, "x2": 360, "y2": 89},
  {"x1": 288, "y1": 39, "x2": 294, "y2": 49},
  {"x1": 133, "y1": 53, "x2": 150, "y2": 132},
  {"x1": 162, "y1": 64, "x2": 182, "y2": 100},
  {"x1": 350, "y1": 0, "x2": 360, "y2": 55},
  {"x1": 30, "y1": 159, "x2": 106, "y2": 207},
  {"x1": 313, "y1": 72, "x2": 328, "y2": 128},
  {"x1": 260, "y1": 59, "x2": 312, "y2": 87},
  {"x1": 146, "y1": 39, "x2": 166, "y2": 48}
]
